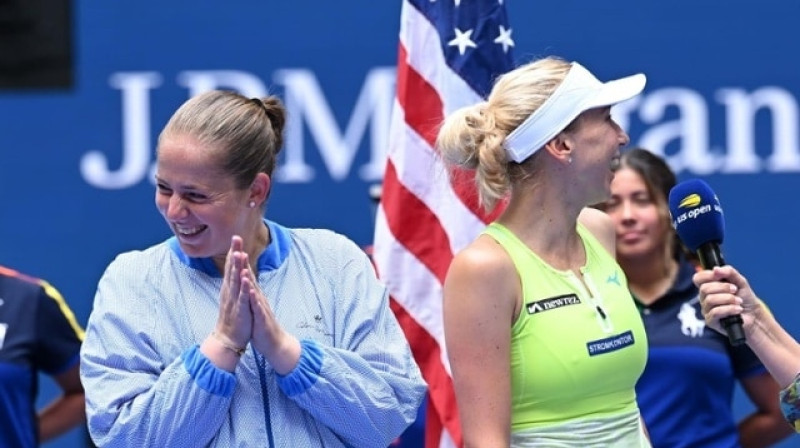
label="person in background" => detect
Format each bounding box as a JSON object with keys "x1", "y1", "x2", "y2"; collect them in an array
[
  {"x1": 597, "y1": 148, "x2": 792, "y2": 447},
  {"x1": 697, "y1": 265, "x2": 800, "y2": 434},
  {"x1": 79, "y1": 90, "x2": 426, "y2": 447},
  {"x1": 437, "y1": 56, "x2": 650, "y2": 447},
  {"x1": 0, "y1": 265, "x2": 85, "y2": 448}
]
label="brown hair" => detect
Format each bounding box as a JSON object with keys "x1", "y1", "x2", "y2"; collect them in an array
[
  {"x1": 158, "y1": 90, "x2": 287, "y2": 191},
  {"x1": 613, "y1": 148, "x2": 684, "y2": 261}
]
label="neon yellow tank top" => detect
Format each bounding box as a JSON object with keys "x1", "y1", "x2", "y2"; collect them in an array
[{"x1": 483, "y1": 222, "x2": 648, "y2": 432}]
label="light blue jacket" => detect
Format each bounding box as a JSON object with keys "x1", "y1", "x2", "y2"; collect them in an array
[{"x1": 80, "y1": 221, "x2": 426, "y2": 447}]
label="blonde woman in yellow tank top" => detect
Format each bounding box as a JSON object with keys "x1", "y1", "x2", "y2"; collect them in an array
[{"x1": 437, "y1": 56, "x2": 651, "y2": 447}]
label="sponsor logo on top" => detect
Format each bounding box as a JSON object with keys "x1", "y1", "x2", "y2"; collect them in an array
[{"x1": 526, "y1": 294, "x2": 581, "y2": 315}]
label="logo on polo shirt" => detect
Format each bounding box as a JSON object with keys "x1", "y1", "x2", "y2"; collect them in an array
[
  {"x1": 526, "y1": 293, "x2": 581, "y2": 314},
  {"x1": 678, "y1": 301, "x2": 705, "y2": 337}
]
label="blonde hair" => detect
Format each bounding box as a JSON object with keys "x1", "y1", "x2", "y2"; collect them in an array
[{"x1": 436, "y1": 56, "x2": 571, "y2": 210}]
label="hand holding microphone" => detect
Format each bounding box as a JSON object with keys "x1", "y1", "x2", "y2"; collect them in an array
[
  {"x1": 668, "y1": 179, "x2": 746, "y2": 346},
  {"x1": 693, "y1": 265, "x2": 762, "y2": 339}
]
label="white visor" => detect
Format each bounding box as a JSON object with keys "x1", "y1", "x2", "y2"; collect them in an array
[{"x1": 504, "y1": 62, "x2": 646, "y2": 163}]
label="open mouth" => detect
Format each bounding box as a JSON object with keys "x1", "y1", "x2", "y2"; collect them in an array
[
  {"x1": 175, "y1": 224, "x2": 207, "y2": 238},
  {"x1": 610, "y1": 155, "x2": 621, "y2": 171}
]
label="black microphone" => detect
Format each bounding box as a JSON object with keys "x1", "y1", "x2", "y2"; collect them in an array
[{"x1": 668, "y1": 179, "x2": 745, "y2": 346}]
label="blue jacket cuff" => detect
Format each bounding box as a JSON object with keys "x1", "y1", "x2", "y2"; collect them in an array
[
  {"x1": 276, "y1": 339, "x2": 323, "y2": 397},
  {"x1": 182, "y1": 345, "x2": 236, "y2": 397}
]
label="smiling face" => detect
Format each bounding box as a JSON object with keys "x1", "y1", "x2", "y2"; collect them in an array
[
  {"x1": 154, "y1": 134, "x2": 255, "y2": 263},
  {"x1": 605, "y1": 167, "x2": 672, "y2": 262},
  {"x1": 564, "y1": 106, "x2": 630, "y2": 204}
]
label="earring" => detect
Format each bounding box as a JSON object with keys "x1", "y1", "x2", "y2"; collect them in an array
[
  {"x1": 567, "y1": 156, "x2": 573, "y2": 164},
  {"x1": 249, "y1": 201, "x2": 256, "y2": 208}
]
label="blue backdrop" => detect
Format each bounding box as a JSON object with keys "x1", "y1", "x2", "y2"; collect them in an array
[{"x1": 2, "y1": 1, "x2": 799, "y2": 447}]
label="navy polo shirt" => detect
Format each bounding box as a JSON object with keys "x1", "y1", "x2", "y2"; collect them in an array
[
  {"x1": 634, "y1": 258, "x2": 766, "y2": 448},
  {"x1": 0, "y1": 267, "x2": 83, "y2": 448}
]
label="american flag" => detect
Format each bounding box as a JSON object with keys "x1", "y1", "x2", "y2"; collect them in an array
[{"x1": 373, "y1": 1, "x2": 514, "y2": 446}]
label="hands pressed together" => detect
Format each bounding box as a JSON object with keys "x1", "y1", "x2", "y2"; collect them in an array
[{"x1": 205, "y1": 235, "x2": 301, "y2": 374}]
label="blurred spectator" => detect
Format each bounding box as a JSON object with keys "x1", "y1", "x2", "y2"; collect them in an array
[{"x1": 0, "y1": 265, "x2": 85, "y2": 447}]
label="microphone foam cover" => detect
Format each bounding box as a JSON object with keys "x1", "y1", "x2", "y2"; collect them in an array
[{"x1": 668, "y1": 179, "x2": 725, "y2": 252}]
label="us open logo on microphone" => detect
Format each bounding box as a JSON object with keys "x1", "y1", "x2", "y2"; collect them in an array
[
  {"x1": 672, "y1": 193, "x2": 723, "y2": 226},
  {"x1": 678, "y1": 193, "x2": 702, "y2": 208}
]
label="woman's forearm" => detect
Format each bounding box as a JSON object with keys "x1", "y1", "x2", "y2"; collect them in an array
[
  {"x1": 38, "y1": 392, "x2": 86, "y2": 442},
  {"x1": 747, "y1": 308, "x2": 800, "y2": 388}
]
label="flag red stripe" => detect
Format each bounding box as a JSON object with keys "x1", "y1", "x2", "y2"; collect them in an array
[
  {"x1": 396, "y1": 43, "x2": 501, "y2": 225},
  {"x1": 396, "y1": 43, "x2": 443, "y2": 148},
  {"x1": 381, "y1": 159, "x2": 452, "y2": 283},
  {"x1": 390, "y1": 298, "x2": 462, "y2": 446},
  {"x1": 424, "y1": 395, "x2": 445, "y2": 448}
]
